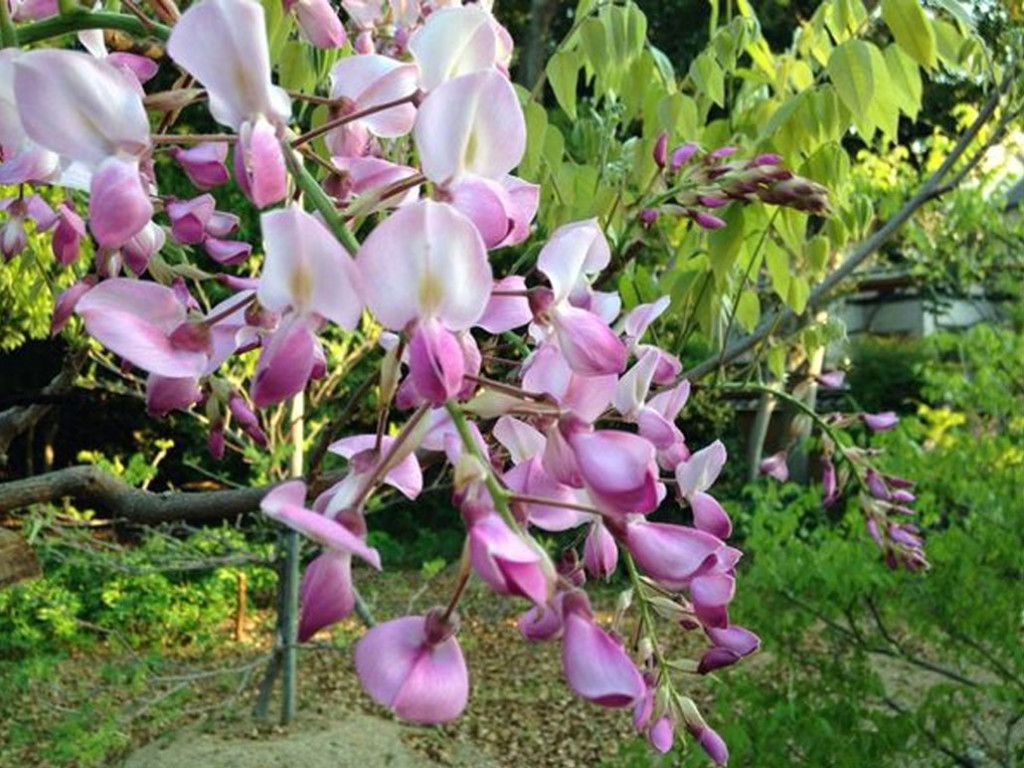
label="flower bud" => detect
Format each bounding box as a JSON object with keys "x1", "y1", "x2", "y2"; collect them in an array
[{"x1": 652, "y1": 131, "x2": 668, "y2": 168}]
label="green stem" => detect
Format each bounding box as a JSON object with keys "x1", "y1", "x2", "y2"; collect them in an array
[
  {"x1": 57, "y1": 0, "x2": 76, "y2": 16},
  {"x1": 624, "y1": 552, "x2": 671, "y2": 682},
  {"x1": 16, "y1": 10, "x2": 171, "y2": 44},
  {"x1": 0, "y1": 0, "x2": 17, "y2": 47},
  {"x1": 444, "y1": 401, "x2": 520, "y2": 532},
  {"x1": 282, "y1": 140, "x2": 361, "y2": 255},
  {"x1": 715, "y1": 381, "x2": 869, "y2": 492}
]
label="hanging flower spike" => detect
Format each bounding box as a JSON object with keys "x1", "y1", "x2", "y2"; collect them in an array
[
  {"x1": 354, "y1": 609, "x2": 469, "y2": 724},
  {"x1": 168, "y1": 0, "x2": 292, "y2": 208}
]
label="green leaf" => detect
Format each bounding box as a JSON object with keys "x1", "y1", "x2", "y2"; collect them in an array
[
  {"x1": 521, "y1": 100, "x2": 548, "y2": 179},
  {"x1": 930, "y1": 0, "x2": 974, "y2": 28},
  {"x1": 689, "y1": 51, "x2": 725, "y2": 107},
  {"x1": 806, "y1": 235, "x2": 830, "y2": 276},
  {"x1": 765, "y1": 240, "x2": 791, "y2": 300},
  {"x1": 788, "y1": 275, "x2": 810, "y2": 314},
  {"x1": 882, "y1": 0, "x2": 938, "y2": 69},
  {"x1": 547, "y1": 50, "x2": 579, "y2": 120},
  {"x1": 865, "y1": 43, "x2": 901, "y2": 141},
  {"x1": 708, "y1": 206, "x2": 745, "y2": 285},
  {"x1": 735, "y1": 290, "x2": 761, "y2": 332},
  {"x1": 828, "y1": 39, "x2": 875, "y2": 121},
  {"x1": 932, "y1": 18, "x2": 965, "y2": 65},
  {"x1": 884, "y1": 44, "x2": 923, "y2": 119},
  {"x1": 657, "y1": 93, "x2": 699, "y2": 141}
]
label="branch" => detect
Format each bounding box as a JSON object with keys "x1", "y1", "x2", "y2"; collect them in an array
[
  {"x1": 682, "y1": 68, "x2": 1018, "y2": 382},
  {"x1": 0, "y1": 465, "x2": 272, "y2": 523},
  {"x1": 0, "y1": 349, "x2": 86, "y2": 467}
]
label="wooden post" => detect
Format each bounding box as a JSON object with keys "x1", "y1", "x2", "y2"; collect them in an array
[{"x1": 0, "y1": 528, "x2": 41, "y2": 588}]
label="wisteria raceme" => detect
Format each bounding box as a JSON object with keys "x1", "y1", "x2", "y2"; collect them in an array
[{"x1": 0, "y1": 0, "x2": 927, "y2": 761}]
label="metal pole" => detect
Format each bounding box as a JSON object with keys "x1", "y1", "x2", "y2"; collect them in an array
[{"x1": 280, "y1": 391, "x2": 304, "y2": 725}]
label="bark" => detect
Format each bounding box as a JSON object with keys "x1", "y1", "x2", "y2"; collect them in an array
[{"x1": 0, "y1": 464, "x2": 273, "y2": 523}]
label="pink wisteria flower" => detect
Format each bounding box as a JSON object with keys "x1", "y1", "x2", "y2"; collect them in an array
[
  {"x1": 12, "y1": 49, "x2": 152, "y2": 247},
  {"x1": 167, "y1": 0, "x2": 292, "y2": 207},
  {"x1": 354, "y1": 610, "x2": 469, "y2": 724}
]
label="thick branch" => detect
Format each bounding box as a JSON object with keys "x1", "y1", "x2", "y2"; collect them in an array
[
  {"x1": 682, "y1": 69, "x2": 1017, "y2": 382},
  {"x1": 0, "y1": 465, "x2": 271, "y2": 523}
]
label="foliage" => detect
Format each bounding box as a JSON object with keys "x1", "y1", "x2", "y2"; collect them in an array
[{"x1": 602, "y1": 322, "x2": 1024, "y2": 766}]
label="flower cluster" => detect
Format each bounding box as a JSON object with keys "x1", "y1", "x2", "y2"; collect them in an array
[
  {"x1": 0, "y1": 0, "x2": 895, "y2": 761},
  {"x1": 755, "y1": 373, "x2": 926, "y2": 571}
]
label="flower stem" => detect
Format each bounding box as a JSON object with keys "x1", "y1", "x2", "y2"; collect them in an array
[
  {"x1": 289, "y1": 93, "x2": 417, "y2": 149},
  {"x1": 444, "y1": 401, "x2": 520, "y2": 533},
  {"x1": 281, "y1": 139, "x2": 361, "y2": 255},
  {"x1": 16, "y1": 9, "x2": 171, "y2": 44},
  {"x1": 0, "y1": 0, "x2": 17, "y2": 47}
]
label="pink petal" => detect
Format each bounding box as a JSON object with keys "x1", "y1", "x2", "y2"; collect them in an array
[
  {"x1": 447, "y1": 175, "x2": 514, "y2": 248},
  {"x1": 294, "y1": 0, "x2": 347, "y2": 48},
  {"x1": 298, "y1": 551, "x2": 355, "y2": 641},
  {"x1": 583, "y1": 520, "x2": 618, "y2": 580},
  {"x1": 414, "y1": 70, "x2": 525, "y2": 184},
  {"x1": 329, "y1": 54, "x2": 417, "y2": 137},
  {"x1": 407, "y1": 318, "x2": 466, "y2": 405},
  {"x1": 251, "y1": 318, "x2": 318, "y2": 408},
  {"x1": 676, "y1": 440, "x2": 727, "y2": 498},
  {"x1": 537, "y1": 219, "x2": 610, "y2": 303},
  {"x1": 13, "y1": 49, "x2": 149, "y2": 165},
  {"x1": 236, "y1": 117, "x2": 287, "y2": 208},
  {"x1": 261, "y1": 480, "x2": 381, "y2": 568},
  {"x1": 625, "y1": 520, "x2": 723, "y2": 590},
  {"x1": 145, "y1": 374, "x2": 201, "y2": 416},
  {"x1": 76, "y1": 278, "x2": 207, "y2": 377},
  {"x1": 88, "y1": 157, "x2": 153, "y2": 249},
  {"x1": 167, "y1": 0, "x2": 290, "y2": 130},
  {"x1": 551, "y1": 305, "x2": 627, "y2": 377},
  {"x1": 357, "y1": 200, "x2": 491, "y2": 331},
  {"x1": 408, "y1": 6, "x2": 500, "y2": 91},
  {"x1": 690, "y1": 491, "x2": 732, "y2": 539},
  {"x1": 171, "y1": 142, "x2": 231, "y2": 189},
  {"x1": 570, "y1": 430, "x2": 658, "y2": 515},
  {"x1": 561, "y1": 611, "x2": 644, "y2": 707},
  {"x1": 355, "y1": 615, "x2": 469, "y2": 724},
  {"x1": 258, "y1": 206, "x2": 362, "y2": 327}
]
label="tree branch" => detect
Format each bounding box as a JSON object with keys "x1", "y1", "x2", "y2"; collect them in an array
[
  {"x1": 0, "y1": 465, "x2": 271, "y2": 523},
  {"x1": 682, "y1": 68, "x2": 1018, "y2": 382}
]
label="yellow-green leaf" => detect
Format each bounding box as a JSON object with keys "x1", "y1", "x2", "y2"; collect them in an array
[
  {"x1": 882, "y1": 0, "x2": 938, "y2": 69},
  {"x1": 547, "y1": 50, "x2": 579, "y2": 120}
]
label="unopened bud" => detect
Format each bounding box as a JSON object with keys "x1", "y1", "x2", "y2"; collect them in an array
[
  {"x1": 652, "y1": 131, "x2": 669, "y2": 168},
  {"x1": 453, "y1": 452, "x2": 488, "y2": 492}
]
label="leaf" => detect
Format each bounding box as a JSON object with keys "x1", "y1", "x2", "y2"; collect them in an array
[
  {"x1": 787, "y1": 275, "x2": 810, "y2": 315},
  {"x1": 689, "y1": 51, "x2": 725, "y2": 107},
  {"x1": 828, "y1": 40, "x2": 875, "y2": 119},
  {"x1": 707, "y1": 206, "x2": 745, "y2": 285},
  {"x1": 930, "y1": 0, "x2": 974, "y2": 28},
  {"x1": 884, "y1": 44, "x2": 923, "y2": 119},
  {"x1": 865, "y1": 43, "x2": 901, "y2": 141},
  {"x1": 521, "y1": 101, "x2": 548, "y2": 179},
  {"x1": 764, "y1": 240, "x2": 791, "y2": 300},
  {"x1": 805, "y1": 235, "x2": 830, "y2": 276},
  {"x1": 735, "y1": 290, "x2": 761, "y2": 332},
  {"x1": 932, "y1": 18, "x2": 965, "y2": 65},
  {"x1": 882, "y1": 0, "x2": 938, "y2": 69},
  {"x1": 547, "y1": 50, "x2": 579, "y2": 120},
  {"x1": 657, "y1": 93, "x2": 699, "y2": 140}
]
